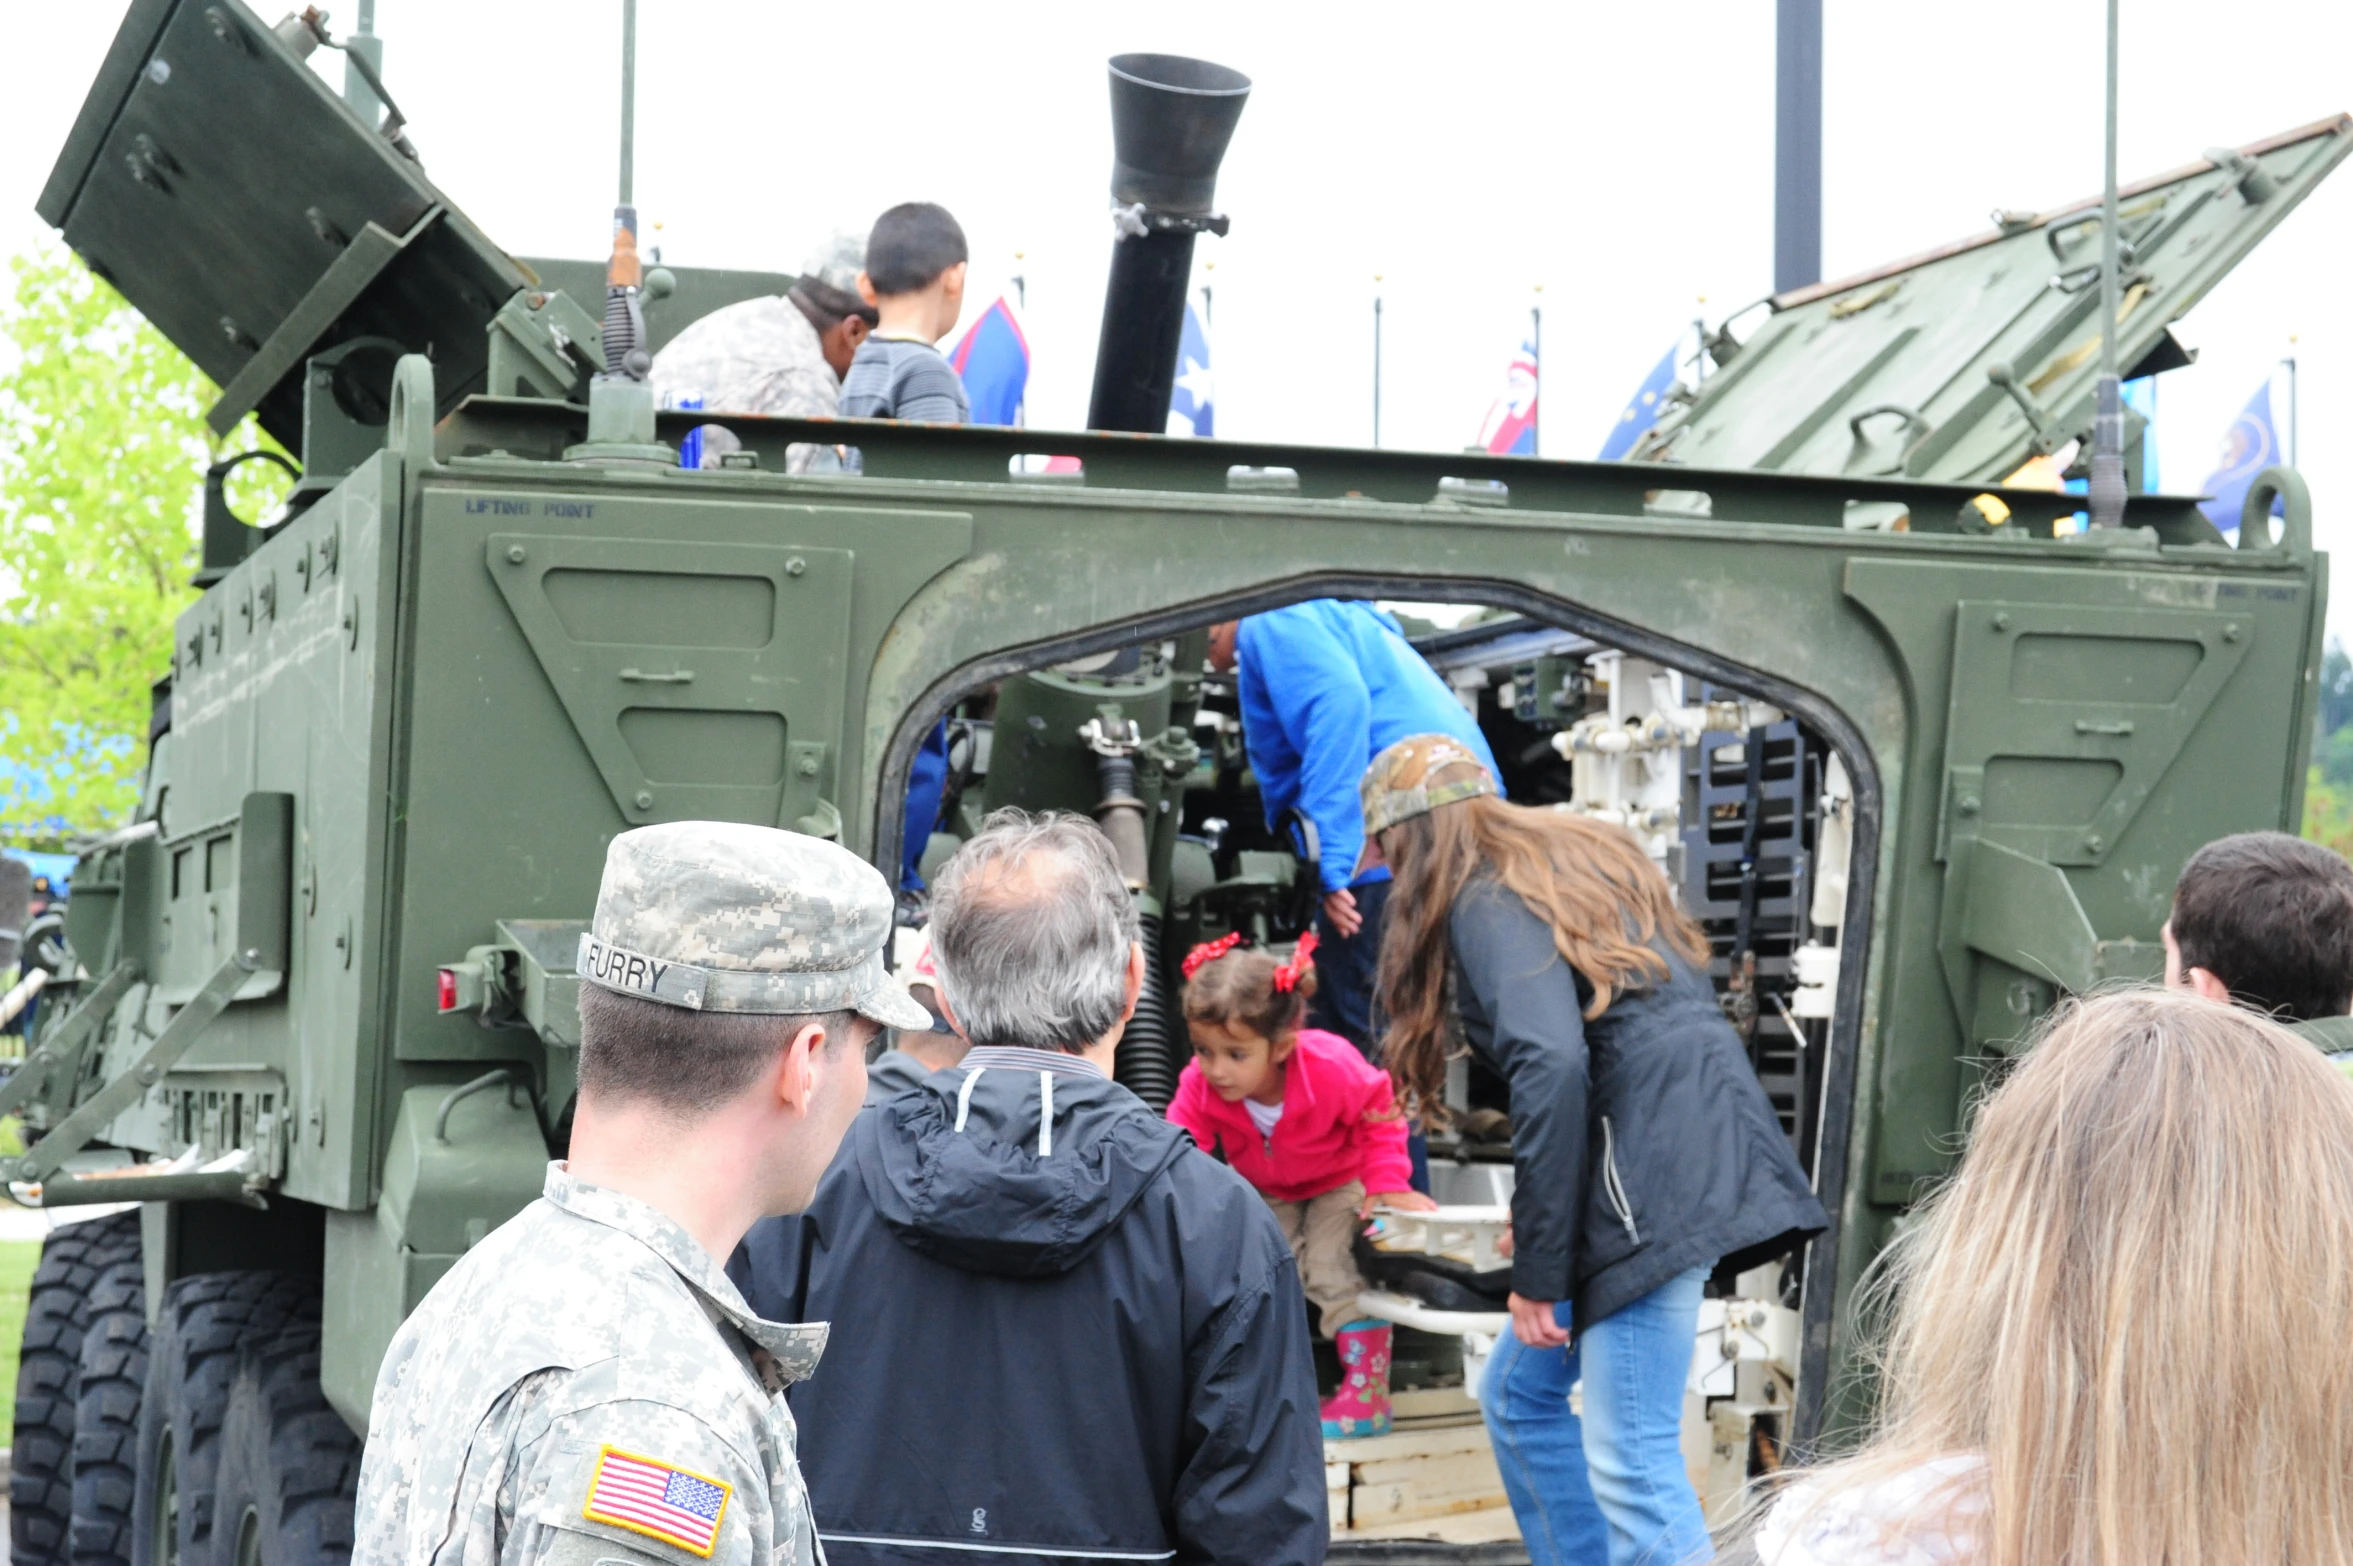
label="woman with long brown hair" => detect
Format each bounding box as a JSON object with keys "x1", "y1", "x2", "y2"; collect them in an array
[
  {"x1": 1362, "y1": 734, "x2": 1825, "y2": 1566},
  {"x1": 1755, "y1": 987, "x2": 2353, "y2": 1565}
]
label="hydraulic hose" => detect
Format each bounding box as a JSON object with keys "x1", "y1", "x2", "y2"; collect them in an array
[{"x1": 1115, "y1": 912, "x2": 1178, "y2": 1111}]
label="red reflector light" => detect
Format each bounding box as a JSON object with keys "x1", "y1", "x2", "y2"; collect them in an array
[{"x1": 437, "y1": 968, "x2": 459, "y2": 1012}]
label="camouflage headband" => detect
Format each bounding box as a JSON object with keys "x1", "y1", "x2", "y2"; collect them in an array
[{"x1": 1359, "y1": 734, "x2": 1501, "y2": 843}]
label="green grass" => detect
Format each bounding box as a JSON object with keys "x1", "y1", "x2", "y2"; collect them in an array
[{"x1": 0, "y1": 1238, "x2": 41, "y2": 1449}]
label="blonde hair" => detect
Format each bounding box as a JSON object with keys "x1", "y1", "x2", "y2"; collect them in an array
[{"x1": 1770, "y1": 988, "x2": 2353, "y2": 1566}]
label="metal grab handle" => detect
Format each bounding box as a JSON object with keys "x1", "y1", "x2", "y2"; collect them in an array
[
  {"x1": 1847, "y1": 404, "x2": 1925, "y2": 443},
  {"x1": 1984, "y1": 362, "x2": 2058, "y2": 443},
  {"x1": 435, "y1": 1067, "x2": 526, "y2": 1144},
  {"x1": 2046, "y1": 211, "x2": 2104, "y2": 261},
  {"x1": 619, "y1": 668, "x2": 695, "y2": 684}
]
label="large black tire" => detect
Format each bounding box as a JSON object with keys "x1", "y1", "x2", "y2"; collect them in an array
[
  {"x1": 69, "y1": 1251, "x2": 147, "y2": 1566},
  {"x1": 205, "y1": 1284, "x2": 359, "y2": 1566},
  {"x1": 13, "y1": 1215, "x2": 142, "y2": 1566},
  {"x1": 128, "y1": 1276, "x2": 314, "y2": 1566}
]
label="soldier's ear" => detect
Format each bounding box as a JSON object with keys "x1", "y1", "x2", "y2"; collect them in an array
[{"x1": 774, "y1": 1020, "x2": 826, "y2": 1110}]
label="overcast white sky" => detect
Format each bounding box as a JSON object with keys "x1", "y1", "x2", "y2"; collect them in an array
[{"x1": 7, "y1": 1, "x2": 2351, "y2": 627}]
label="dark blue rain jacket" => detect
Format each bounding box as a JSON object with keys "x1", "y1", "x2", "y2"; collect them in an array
[{"x1": 730, "y1": 1056, "x2": 1328, "y2": 1566}]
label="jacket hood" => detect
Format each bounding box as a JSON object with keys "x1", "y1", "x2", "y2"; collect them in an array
[{"x1": 854, "y1": 1061, "x2": 1191, "y2": 1278}]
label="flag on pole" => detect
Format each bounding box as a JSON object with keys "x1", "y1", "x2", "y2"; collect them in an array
[
  {"x1": 1597, "y1": 342, "x2": 1682, "y2": 461},
  {"x1": 947, "y1": 295, "x2": 1030, "y2": 426},
  {"x1": 2198, "y1": 374, "x2": 2285, "y2": 535},
  {"x1": 1476, "y1": 335, "x2": 1540, "y2": 456},
  {"x1": 1168, "y1": 291, "x2": 1214, "y2": 437}
]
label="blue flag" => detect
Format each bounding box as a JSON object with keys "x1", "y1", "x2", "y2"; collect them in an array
[
  {"x1": 2198, "y1": 375, "x2": 2285, "y2": 535},
  {"x1": 947, "y1": 296, "x2": 1031, "y2": 427},
  {"x1": 1598, "y1": 341, "x2": 1681, "y2": 460},
  {"x1": 1168, "y1": 292, "x2": 1214, "y2": 437}
]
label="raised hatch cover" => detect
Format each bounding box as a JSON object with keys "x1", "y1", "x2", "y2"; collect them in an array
[{"x1": 1633, "y1": 115, "x2": 2352, "y2": 487}]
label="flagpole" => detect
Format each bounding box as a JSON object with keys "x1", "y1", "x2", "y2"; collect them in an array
[
  {"x1": 1530, "y1": 290, "x2": 1542, "y2": 456},
  {"x1": 2285, "y1": 340, "x2": 2299, "y2": 466},
  {"x1": 1372, "y1": 274, "x2": 1384, "y2": 449}
]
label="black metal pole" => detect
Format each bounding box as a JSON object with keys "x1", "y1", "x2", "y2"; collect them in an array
[
  {"x1": 1773, "y1": 0, "x2": 1822, "y2": 295},
  {"x1": 1372, "y1": 291, "x2": 1383, "y2": 448},
  {"x1": 1090, "y1": 231, "x2": 1200, "y2": 432}
]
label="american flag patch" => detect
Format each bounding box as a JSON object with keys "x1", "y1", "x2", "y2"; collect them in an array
[{"x1": 582, "y1": 1446, "x2": 732, "y2": 1557}]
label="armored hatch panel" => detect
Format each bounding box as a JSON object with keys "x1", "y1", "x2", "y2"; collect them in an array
[
  {"x1": 37, "y1": 0, "x2": 528, "y2": 447},
  {"x1": 1636, "y1": 115, "x2": 2352, "y2": 485}
]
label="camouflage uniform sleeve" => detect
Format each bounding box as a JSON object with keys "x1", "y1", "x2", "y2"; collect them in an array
[
  {"x1": 502, "y1": 1398, "x2": 815, "y2": 1566},
  {"x1": 737, "y1": 364, "x2": 840, "y2": 423}
]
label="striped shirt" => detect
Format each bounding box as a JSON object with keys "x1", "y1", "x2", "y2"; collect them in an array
[{"x1": 837, "y1": 336, "x2": 969, "y2": 423}]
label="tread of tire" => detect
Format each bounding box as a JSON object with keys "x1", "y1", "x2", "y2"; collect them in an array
[
  {"x1": 214, "y1": 1286, "x2": 360, "y2": 1565},
  {"x1": 11, "y1": 1214, "x2": 141, "y2": 1566},
  {"x1": 70, "y1": 1254, "x2": 145, "y2": 1566},
  {"x1": 132, "y1": 1272, "x2": 316, "y2": 1566}
]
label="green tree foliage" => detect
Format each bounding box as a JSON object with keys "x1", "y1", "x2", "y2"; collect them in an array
[{"x1": 0, "y1": 247, "x2": 287, "y2": 847}]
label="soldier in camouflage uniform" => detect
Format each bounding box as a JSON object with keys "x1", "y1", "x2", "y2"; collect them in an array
[
  {"x1": 353, "y1": 821, "x2": 930, "y2": 1566},
  {"x1": 651, "y1": 231, "x2": 877, "y2": 475}
]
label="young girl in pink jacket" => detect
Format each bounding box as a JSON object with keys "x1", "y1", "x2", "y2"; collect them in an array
[{"x1": 1167, "y1": 933, "x2": 1436, "y2": 1436}]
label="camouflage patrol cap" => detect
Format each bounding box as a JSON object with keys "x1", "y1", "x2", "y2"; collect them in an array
[
  {"x1": 580, "y1": 821, "x2": 930, "y2": 1028},
  {"x1": 799, "y1": 229, "x2": 868, "y2": 296},
  {"x1": 1356, "y1": 733, "x2": 1501, "y2": 874}
]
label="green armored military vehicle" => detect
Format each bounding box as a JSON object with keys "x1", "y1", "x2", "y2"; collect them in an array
[{"x1": 9, "y1": 1, "x2": 2343, "y2": 1560}]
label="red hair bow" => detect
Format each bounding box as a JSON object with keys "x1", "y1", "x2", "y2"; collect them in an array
[
  {"x1": 1272, "y1": 930, "x2": 1320, "y2": 992},
  {"x1": 1182, "y1": 931, "x2": 1247, "y2": 980}
]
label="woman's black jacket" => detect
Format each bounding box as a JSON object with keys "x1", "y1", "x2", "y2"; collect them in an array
[{"x1": 1450, "y1": 876, "x2": 1828, "y2": 1328}]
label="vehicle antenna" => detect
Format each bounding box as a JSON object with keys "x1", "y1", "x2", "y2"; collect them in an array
[
  {"x1": 345, "y1": 0, "x2": 383, "y2": 128},
  {"x1": 2088, "y1": 0, "x2": 2126, "y2": 528},
  {"x1": 603, "y1": 0, "x2": 647, "y2": 383},
  {"x1": 618, "y1": 0, "x2": 636, "y2": 209}
]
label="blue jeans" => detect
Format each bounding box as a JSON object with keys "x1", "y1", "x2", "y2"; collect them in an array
[{"x1": 1479, "y1": 1268, "x2": 1710, "y2": 1566}]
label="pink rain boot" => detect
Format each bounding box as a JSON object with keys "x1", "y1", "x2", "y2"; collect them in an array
[{"x1": 1321, "y1": 1318, "x2": 1393, "y2": 1438}]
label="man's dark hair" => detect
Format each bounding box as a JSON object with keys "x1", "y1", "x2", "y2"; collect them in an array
[
  {"x1": 2171, "y1": 831, "x2": 2353, "y2": 1021},
  {"x1": 863, "y1": 203, "x2": 968, "y2": 297},
  {"x1": 578, "y1": 984, "x2": 857, "y2": 1116},
  {"x1": 790, "y1": 277, "x2": 878, "y2": 329}
]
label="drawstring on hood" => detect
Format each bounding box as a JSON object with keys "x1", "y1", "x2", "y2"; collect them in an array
[
  {"x1": 953, "y1": 1067, "x2": 1058, "y2": 1158},
  {"x1": 858, "y1": 1062, "x2": 1190, "y2": 1279}
]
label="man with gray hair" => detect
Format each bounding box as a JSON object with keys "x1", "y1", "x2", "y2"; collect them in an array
[{"x1": 731, "y1": 810, "x2": 1329, "y2": 1566}]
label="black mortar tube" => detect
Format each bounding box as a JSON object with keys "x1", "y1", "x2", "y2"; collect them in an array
[{"x1": 1085, "y1": 54, "x2": 1250, "y2": 433}]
